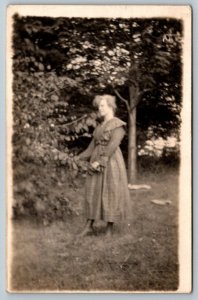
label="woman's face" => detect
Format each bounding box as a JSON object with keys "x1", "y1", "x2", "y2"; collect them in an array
[{"x1": 98, "y1": 98, "x2": 112, "y2": 117}]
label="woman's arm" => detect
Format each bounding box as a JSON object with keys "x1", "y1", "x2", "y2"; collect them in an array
[
  {"x1": 97, "y1": 126, "x2": 125, "y2": 167},
  {"x1": 78, "y1": 138, "x2": 95, "y2": 161}
]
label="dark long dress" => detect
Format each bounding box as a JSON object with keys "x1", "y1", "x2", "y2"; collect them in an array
[{"x1": 79, "y1": 117, "x2": 131, "y2": 223}]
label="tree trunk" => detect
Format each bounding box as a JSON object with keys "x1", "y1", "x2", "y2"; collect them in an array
[{"x1": 128, "y1": 85, "x2": 138, "y2": 183}]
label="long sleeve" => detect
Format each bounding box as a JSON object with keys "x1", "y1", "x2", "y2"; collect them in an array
[
  {"x1": 97, "y1": 126, "x2": 125, "y2": 166},
  {"x1": 78, "y1": 138, "x2": 95, "y2": 161}
]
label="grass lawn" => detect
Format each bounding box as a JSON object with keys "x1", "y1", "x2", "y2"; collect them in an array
[{"x1": 9, "y1": 167, "x2": 179, "y2": 292}]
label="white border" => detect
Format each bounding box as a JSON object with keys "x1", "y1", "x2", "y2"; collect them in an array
[{"x1": 6, "y1": 4, "x2": 192, "y2": 294}]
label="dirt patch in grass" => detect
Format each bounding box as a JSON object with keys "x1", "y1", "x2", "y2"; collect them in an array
[{"x1": 10, "y1": 168, "x2": 179, "y2": 292}]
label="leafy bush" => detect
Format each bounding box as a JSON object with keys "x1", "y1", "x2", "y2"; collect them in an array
[
  {"x1": 12, "y1": 70, "x2": 97, "y2": 220},
  {"x1": 12, "y1": 159, "x2": 89, "y2": 223}
]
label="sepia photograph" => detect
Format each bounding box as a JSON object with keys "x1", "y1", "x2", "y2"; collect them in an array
[{"x1": 6, "y1": 5, "x2": 191, "y2": 293}]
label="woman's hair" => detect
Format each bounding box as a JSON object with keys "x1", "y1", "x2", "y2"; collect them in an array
[{"x1": 93, "y1": 94, "x2": 117, "y2": 113}]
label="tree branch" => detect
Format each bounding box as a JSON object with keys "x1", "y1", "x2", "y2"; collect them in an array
[
  {"x1": 59, "y1": 114, "x2": 88, "y2": 127},
  {"x1": 130, "y1": 98, "x2": 141, "y2": 112},
  {"x1": 45, "y1": 87, "x2": 65, "y2": 97},
  {"x1": 114, "y1": 89, "x2": 130, "y2": 112},
  {"x1": 128, "y1": 87, "x2": 153, "y2": 111}
]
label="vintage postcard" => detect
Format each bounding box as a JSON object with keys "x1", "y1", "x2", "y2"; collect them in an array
[{"x1": 6, "y1": 5, "x2": 192, "y2": 293}]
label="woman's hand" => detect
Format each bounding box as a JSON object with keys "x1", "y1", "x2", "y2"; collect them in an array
[
  {"x1": 91, "y1": 161, "x2": 100, "y2": 170},
  {"x1": 88, "y1": 161, "x2": 105, "y2": 175},
  {"x1": 74, "y1": 155, "x2": 80, "y2": 162}
]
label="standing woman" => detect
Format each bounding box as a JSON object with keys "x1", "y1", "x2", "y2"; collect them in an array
[{"x1": 78, "y1": 94, "x2": 130, "y2": 236}]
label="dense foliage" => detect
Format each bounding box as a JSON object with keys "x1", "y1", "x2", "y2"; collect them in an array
[{"x1": 13, "y1": 15, "x2": 182, "y2": 135}]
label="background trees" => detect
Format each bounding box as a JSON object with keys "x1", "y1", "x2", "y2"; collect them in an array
[{"x1": 12, "y1": 14, "x2": 182, "y2": 187}]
